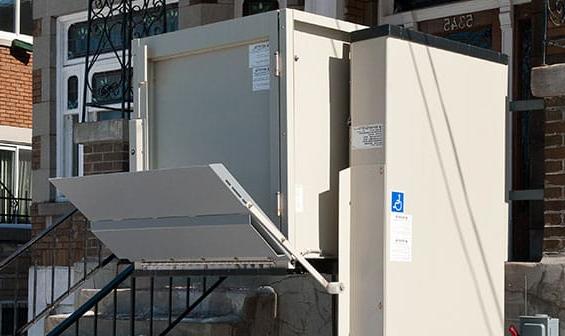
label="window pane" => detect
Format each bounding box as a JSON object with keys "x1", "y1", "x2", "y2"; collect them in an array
[
  {"x1": 0, "y1": 149, "x2": 14, "y2": 192},
  {"x1": 20, "y1": 0, "x2": 32, "y2": 35},
  {"x1": 68, "y1": 76, "x2": 79, "y2": 110},
  {"x1": 18, "y1": 149, "x2": 31, "y2": 199},
  {"x1": 0, "y1": 149, "x2": 15, "y2": 223},
  {"x1": 92, "y1": 69, "x2": 132, "y2": 106},
  {"x1": 68, "y1": 4, "x2": 179, "y2": 60},
  {"x1": 0, "y1": 0, "x2": 15, "y2": 33}
]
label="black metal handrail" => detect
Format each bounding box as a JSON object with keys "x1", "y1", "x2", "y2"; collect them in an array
[
  {"x1": 0, "y1": 207, "x2": 119, "y2": 336},
  {"x1": 0, "y1": 180, "x2": 31, "y2": 224},
  {"x1": 46, "y1": 263, "x2": 135, "y2": 336},
  {"x1": 0, "y1": 209, "x2": 77, "y2": 272},
  {"x1": 46, "y1": 264, "x2": 228, "y2": 336}
]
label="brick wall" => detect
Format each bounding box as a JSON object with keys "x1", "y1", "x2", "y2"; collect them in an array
[
  {"x1": 83, "y1": 142, "x2": 129, "y2": 176},
  {"x1": 544, "y1": 96, "x2": 565, "y2": 253},
  {"x1": 0, "y1": 45, "x2": 32, "y2": 129},
  {"x1": 30, "y1": 207, "x2": 98, "y2": 267}
]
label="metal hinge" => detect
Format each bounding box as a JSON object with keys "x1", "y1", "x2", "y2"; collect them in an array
[
  {"x1": 276, "y1": 191, "x2": 282, "y2": 217},
  {"x1": 274, "y1": 51, "x2": 281, "y2": 77}
]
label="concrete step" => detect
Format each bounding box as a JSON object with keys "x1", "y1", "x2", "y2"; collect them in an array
[
  {"x1": 75, "y1": 282, "x2": 249, "y2": 317},
  {"x1": 44, "y1": 312, "x2": 238, "y2": 336}
]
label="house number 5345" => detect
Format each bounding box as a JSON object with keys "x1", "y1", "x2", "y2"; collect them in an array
[{"x1": 443, "y1": 14, "x2": 474, "y2": 32}]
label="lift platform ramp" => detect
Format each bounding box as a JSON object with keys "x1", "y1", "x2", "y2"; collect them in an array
[{"x1": 50, "y1": 164, "x2": 342, "y2": 294}]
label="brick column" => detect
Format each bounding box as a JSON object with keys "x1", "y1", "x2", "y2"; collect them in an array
[
  {"x1": 532, "y1": 64, "x2": 565, "y2": 254},
  {"x1": 543, "y1": 96, "x2": 565, "y2": 252},
  {"x1": 74, "y1": 119, "x2": 130, "y2": 176}
]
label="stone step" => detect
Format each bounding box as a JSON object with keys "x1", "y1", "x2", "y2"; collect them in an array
[
  {"x1": 44, "y1": 312, "x2": 238, "y2": 336},
  {"x1": 75, "y1": 283, "x2": 249, "y2": 317}
]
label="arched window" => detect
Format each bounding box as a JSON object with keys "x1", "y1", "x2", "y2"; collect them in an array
[{"x1": 67, "y1": 76, "x2": 79, "y2": 110}]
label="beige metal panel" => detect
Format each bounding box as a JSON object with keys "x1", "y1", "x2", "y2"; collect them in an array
[
  {"x1": 338, "y1": 168, "x2": 351, "y2": 336},
  {"x1": 350, "y1": 37, "x2": 387, "y2": 167},
  {"x1": 350, "y1": 165, "x2": 385, "y2": 336},
  {"x1": 385, "y1": 38, "x2": 507, "y2": 335},
  {"x1": 130, "y1": 9, "x2": 365, "y2": 258},
  {"x1": 291, "y1": 9, "x2": 362, "y2": 33},
  {"x1": 50, "y1": 166, "x2": 246, "y2": 222},
  {"x1": 351, "y1": 36, "x2": 507, "y2": 336},
  {"x1": 136, "y1": 11, "x2": 280, "y2": 62},
  {"x1": 287, "y1": 14, "x2": 352, "y2": 257},
  {"x1": 383, "y1": 37, "x2": 507, "y2": 336},
  {"x1": 150, "y1": 42, "x2": 276, "y2": 218},
  {"x1": 138, "y1": 12, "x2": 281, "y2": 222}
]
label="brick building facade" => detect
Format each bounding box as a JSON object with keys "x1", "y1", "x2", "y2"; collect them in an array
[
  {"x1": 0, "y1": 7, "x2": 34, "y2": 333},
  {"x1": 0, "y1": 46, "x2": 32, "y2": 129},
  {"x1": 22, "y1": 0, "x2": 565, "y2": 335}
]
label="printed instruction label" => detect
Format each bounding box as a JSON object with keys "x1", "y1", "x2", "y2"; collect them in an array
[
  {"x1": 249, "y1": 42, "x2": 270, "y2": 68},
  {"x1": 390, "y1": 213, "x2": 412, "y2": 262},
  {"x1": 352, "y1": 124, "x2": 384, "y2": 150},
  {"x1": 252, "y1": 66, "x2": 270, "y2": 91}
]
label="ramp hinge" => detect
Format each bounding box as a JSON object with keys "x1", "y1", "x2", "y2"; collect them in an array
[{"x1": 275, "y1": 51, "x2": 281, "y2": 77}]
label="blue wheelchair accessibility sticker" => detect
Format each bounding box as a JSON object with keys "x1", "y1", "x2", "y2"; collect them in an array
[{"x1": 391, "y1": 191, "x2": 404, "y2": 213}]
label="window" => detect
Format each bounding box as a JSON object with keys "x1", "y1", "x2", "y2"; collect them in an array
[
  {"x1": 0, "y1": 145, "x2": 31, "y2": 224},
  {"x1": 67, "y1": 4, "x2": 179, "y2": 60},
  {"x1": 0, "y1": 303, "x2": 27, "y2": 336},
  {"x1": 57, "y1": 2, "x2": 180, "y2": 184},
  {"x1": 0, "y1": 0, "x2": 32, "y2": 35},
  {"x1": 92, "y1": 69, "x2": 132, "y2": 106},
  {"x1": 67, "y1": 76, "x2": 79, "y2": 110}
]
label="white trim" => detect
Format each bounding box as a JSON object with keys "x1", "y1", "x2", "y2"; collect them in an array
[
  {"x1": 14, "y1": 0, "x2": 21, "y2": 35},
  {"x1": 380, "y1": 0, "x2": 531, "y2": 25},
  {"x1": 0, "y1": 31, "x2": 33, "y2": 48},
  {"x1": 0, "y1": 125, "x2": 31, "y2": 144}
]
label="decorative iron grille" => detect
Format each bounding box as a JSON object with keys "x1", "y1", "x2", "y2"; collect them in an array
[
  {"x1": 82, "y1": 0, "x2": 177, "y2": 121},
  {"x1": 543, "y1": 0, "x2": 565, "y2": 63}
]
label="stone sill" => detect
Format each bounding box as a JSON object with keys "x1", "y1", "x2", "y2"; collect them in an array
[
  {"x1": 531, "y1": 63, "x2": 565, "y2": 98},
  {"x1": 74, "y1": 119, "x2": 129, "y2": 144}
]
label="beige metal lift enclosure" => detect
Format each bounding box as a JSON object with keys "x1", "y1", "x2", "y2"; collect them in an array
[
  {"x1": 52, "y1": 10, "x2": 362, "y2": 270},
  {"x1": 339, "y1": 26, "x2": 509, "y2": 336}
]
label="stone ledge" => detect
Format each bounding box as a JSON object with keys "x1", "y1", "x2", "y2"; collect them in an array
[
  {"x1": 34, "y1": 201, "x2": 75, "y2": 217},
  {"x1": 74, "y1": 119, "x2": 129, "y2": 144},
  {"x1": 532, "y1": 64, "x2": 565, "y2": 98},
  {"x1": 506, "y1": 257, "x2": 565, "y2": 333}
]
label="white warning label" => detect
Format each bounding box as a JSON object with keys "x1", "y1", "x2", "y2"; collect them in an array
[
  {"x1": 249, "y1": 41, "x2": 270, "y2": 68},
  {"x1": 252, "y1": 66, "x2": 270, "y2": 91},
  {"x1": 352, "y1": 124, "x2": 384, "y2": 150},
  {"x1": 390, "y1": 213, "x2": 413, "y2": 263}
]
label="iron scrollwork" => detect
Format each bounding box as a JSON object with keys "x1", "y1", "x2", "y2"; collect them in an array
[
  {"x1": 82, "y1": 0, "x2": 174, "y2": 121},
  {"x1": 544, "y1": 0, "x2": 565, "y2": 64},
  {"x1": 548, "y1": 0, "x2": 565, "y2": 27}
]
